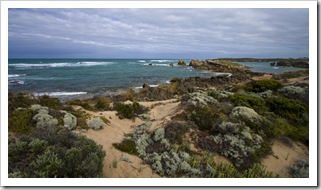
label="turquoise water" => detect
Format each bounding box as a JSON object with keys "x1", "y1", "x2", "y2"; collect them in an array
[
  {"x1": 8, "y1": 59, "x2": 305, "y2": 96},
  {"x1": 8, "y1": 59, "x2": 213, "y2": 95}
]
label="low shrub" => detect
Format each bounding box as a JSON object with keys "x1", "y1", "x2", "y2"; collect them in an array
[
  {"x1": 113, "y1": 139, "x2": 138, "y2": 155},
  {"x1": 188, "y1": 106, "x2": 218, "y2": 131},
  {"x1": 8, "y1": 92, "x2": 38, "y2": 116},
  {"x1": 266, "y1": 97, "x2": 308, "y2": 127},
  {"x1": 9, "y1": 109, "x2": 35, "y2": 134},
  {"x1": 270, "y1": 118, "x2": 308, "y2": 144},
  {"x1": 290, "y1": 160, "x2": 309, "y2": 178},
  {"x1": 8, "y1": 125, "x2": 106, "y2": 178},
  {"x1": 216, "y1": 163, "x2": 274, "y2": 178},
  {"x1": 246, "y1": 79, "x2": 282, "y2": 93},
  {"x1": 99, "y1": 116, "x2": 110, "y2": 125},
  {"x1": 164, "y1": 121, "x2": 192, "y2": 144},
  {"x1": 38, "y1": 95, "x2": 62, "y2": 110},
  {"x1": 114, "y1": 102, "x2": 147, "y2": 119},
  {"x1": 272, "y1": 69, "x2": 309, "y2": 80},
  {"x1": 229, "y1": 93, "x2": 267, "y2": 114},
  {"x1": 95, "y1": 97, "x2": 112, "y2": 111},
  {"x1": 67, "y1": 100, "x2": 92, "y2": 110}
]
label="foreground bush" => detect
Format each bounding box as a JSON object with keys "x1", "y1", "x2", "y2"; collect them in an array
[
  {"x1": 246, "y1": 79, "x2": 282, "y2": 93},
  {"x1": 114, "y1": 102, "x2": 148, "y2": 119},
  {"x1": 9, "y1": 125, "x2": 106, "y2": 178},
  {"x1": 8, "y1": 109, "x2": 34, "y2": 134},
  {"x1": 266, "y1": 97, "x2": 308, "y2": 127},
  {"x1": 229, "y1": 93, "x2": 267, "y2": 113}
]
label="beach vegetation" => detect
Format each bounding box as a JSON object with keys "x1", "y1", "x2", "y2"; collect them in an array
[
  {"x1": 188, "y1": 106, "x2": 217, "y2": 131},
  {"x1": 38, "y1": 95, "x2": 62, "y2": 110},
  {"x1": 67, "y1": 100, "x2": 93, "y2": 111},
  {"x1": 8, "y1": 125, "x2": 105, "y2": 178},
  {"x1": 266, "y1": 97, "x2": 308, "y2": 127},
  {"x1": 229, "y1": 93, "x2": 267, "y2": 114},
  {"x1": 272, "y1": 69, "x2": 309, "y2": 80},
  {"x1": 246, "y1": 79, "x2": 282, "y2": 93},
  {"x1": 112, "y1": 139, "x2": 138, "y2": 155},
  {"x1": 9, "y1": 109, "x2": 35, "y2": 134},
  {"x1": 8, "y1": 92, "x2": 37, "y2": 116},
  {"x1": 164, "y1": 121, "x2": 192, "y2": 144},
  {"x1": 94, "y1": 97, "x2": 112, "y2": 111},
  {"x1": 114, "y1": 102, "x2": 148, "y2": 119},
  {"x1": 99, "y1": 116, "x2": 110, "y2": 125}
]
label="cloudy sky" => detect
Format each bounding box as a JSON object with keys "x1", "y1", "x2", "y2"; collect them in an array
[{"x1": 8, "y1": 8, "x2": 309, "y2": 59}]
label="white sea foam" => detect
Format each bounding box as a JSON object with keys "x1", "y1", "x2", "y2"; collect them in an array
[
  {"x1": 138, "y1": 60, "x2": 146, "y2": 63},
  {"x1": 9, "y1": 80, "x2": 25, "y2": 84},
  {"x1": 9, "y1": 62, "x2": 114, "y2": 68},
  {"x1": 34, "y1": 91, "x2": 87, "y2": 96},
  {"x1": 8, "y1": 74, "x2": 26, "y2": 78},
  {"x1": 150, "y1": 60, "x2": 173, "y2": 63}
]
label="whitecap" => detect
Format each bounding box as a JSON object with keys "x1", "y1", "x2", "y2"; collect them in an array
[
  {"x1": 9, "y1": 62, "x2": 114, "y2": 68},
  {"x1": 34, "y1": 91, "x2": 87, "y2": 96},
  {"x1": 8, "y1": 74, "x2": 26, "y2": 78}
]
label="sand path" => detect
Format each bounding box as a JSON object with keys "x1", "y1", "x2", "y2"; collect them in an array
[
  {"x1": 261, "y1": 139, "x2": 308, "y2": 177},
  {"x1": 78, "y1": 99, "x2": 180, "y2": 178}
]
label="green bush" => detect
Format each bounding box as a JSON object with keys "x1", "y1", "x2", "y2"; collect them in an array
[
  {"x1": 114, "y1": 102, "x2": 147, "y2": 119},
  {"x1": 229, "y1": 93, "x2": 267, "y2": 113},
  {"x1": 95, "y1": 97, "x2": 112, "y2": 111},
  {"x1": 9, "y1": 109, "x2": 35, "y2": 134},
  {"x1": 272, "y1": 69, "x2": 309, "y2": 80},
  {"x1": 188, "y1": 106, "x2": 217, "y2": 131},
  {"x1": 8, "y1": 92, "x2": 38, "y2": 116},
  {"x1": 8, "y1": 125, "x2": 106, "y2": 178},
  {"x1": 38, "y1": 95, "x2": 62, "y2": 110},
  {"x1": 271, "y1": 118, "x2": 308, "y2": 144},
  {"x1": 246, "y1": 79, "x2": 282, "y2": 93},
  {"x1": 112, "y1": 139, "x2": 138, "y2": 155},
  {"x1": 164, "y1": 121, "x2": 191, "y2": 144},
  {"x1": 266, "y1": 97, "x2": 308, "y2": 126},
  {"x1": 67, "y1": 100, "x2": 92, "y2": 110},
  {"x1": 216, "y1": 163, "x2": 274, "y2": 178}
]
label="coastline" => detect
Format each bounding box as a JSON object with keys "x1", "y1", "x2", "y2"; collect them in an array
[{"x1": 7, "y1": 59, "x2": 309, "y2": 178}]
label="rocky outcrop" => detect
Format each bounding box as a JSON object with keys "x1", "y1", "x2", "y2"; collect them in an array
[
  {"x1": 177, "y1": 59, "x2": 186, "y2": 66},
  {"x1": 189, "y1": 59, "x2": 206, "y2": 67}
]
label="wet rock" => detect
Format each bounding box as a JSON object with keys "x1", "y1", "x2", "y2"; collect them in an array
[{"x1": 178, "y1": 59, "x2": 186, "y2": 66}]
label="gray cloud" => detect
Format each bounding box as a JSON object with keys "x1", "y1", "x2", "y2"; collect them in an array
[{"x1": 8, "y1": 8, "x2": 309, "y2": 58}]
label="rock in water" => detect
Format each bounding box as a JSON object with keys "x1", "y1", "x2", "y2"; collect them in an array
[{"x1": 177, "y1": 59, "x2": 186, "y2": 66}]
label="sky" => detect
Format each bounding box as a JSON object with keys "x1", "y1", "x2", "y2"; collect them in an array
[{"x1": 8, "y1": 8, "x2": 309, "y2": 59}]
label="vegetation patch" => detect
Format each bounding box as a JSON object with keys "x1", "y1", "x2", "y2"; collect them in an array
[
  {"x1": 272, "y1": 69, "x2": 309, "y2": 80},
  {"x1": 229, "y1": 93, "x2": 267, "y2": 113},
  {"x1": 164, "y1": 121, "x2": 192, "y2": 144},
  {"x1": 8, "y1": 125, "x2": 105, "y2": 178},
  {"x1": 9, "y1": 109, "x2": 35, "y2": 134},
  {"x1": 94, "y1": 97, "x2": 112, "y2": 111},
  {"x1": 38, "y1": 95, "x2": 62, "y2": 110},
  {"x1": 266, "y1": 97, "x2": 308, "y2": 127},
  {"x1": 246, "y1": 79, "x2": 282, "y2": 93},
  {"x1": 114, "y1": 102, "x2": 148, "y2": 119},
  {"x1": 113, "y1": 139, "x2": 138, "y2": 155}
]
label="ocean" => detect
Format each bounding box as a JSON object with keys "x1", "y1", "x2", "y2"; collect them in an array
[{"x1": 8, "y1": 59, "x2": 305, "y2": 97}]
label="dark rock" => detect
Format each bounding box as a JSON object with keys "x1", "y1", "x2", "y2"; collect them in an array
[
  {"x1": 178, "y1": 59, "x2": 186, "y2": 66},
  {"x1": 169, "y1": 63, "x2": 174, "y2": 67},
  {"x1": 143, "y1": 83, "x2": 150, "y2": 89}
]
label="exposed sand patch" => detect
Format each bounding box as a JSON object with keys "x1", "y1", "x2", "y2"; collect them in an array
[
  {"x1": 261, "y1": 139, "x2": 308, "y2": 177},
  {"x1": 77, "y1": 99, "x2": 181, "y2": 178},
  {"x1": 251, "y1": 74, "x2": 273, "y2": 81}
]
